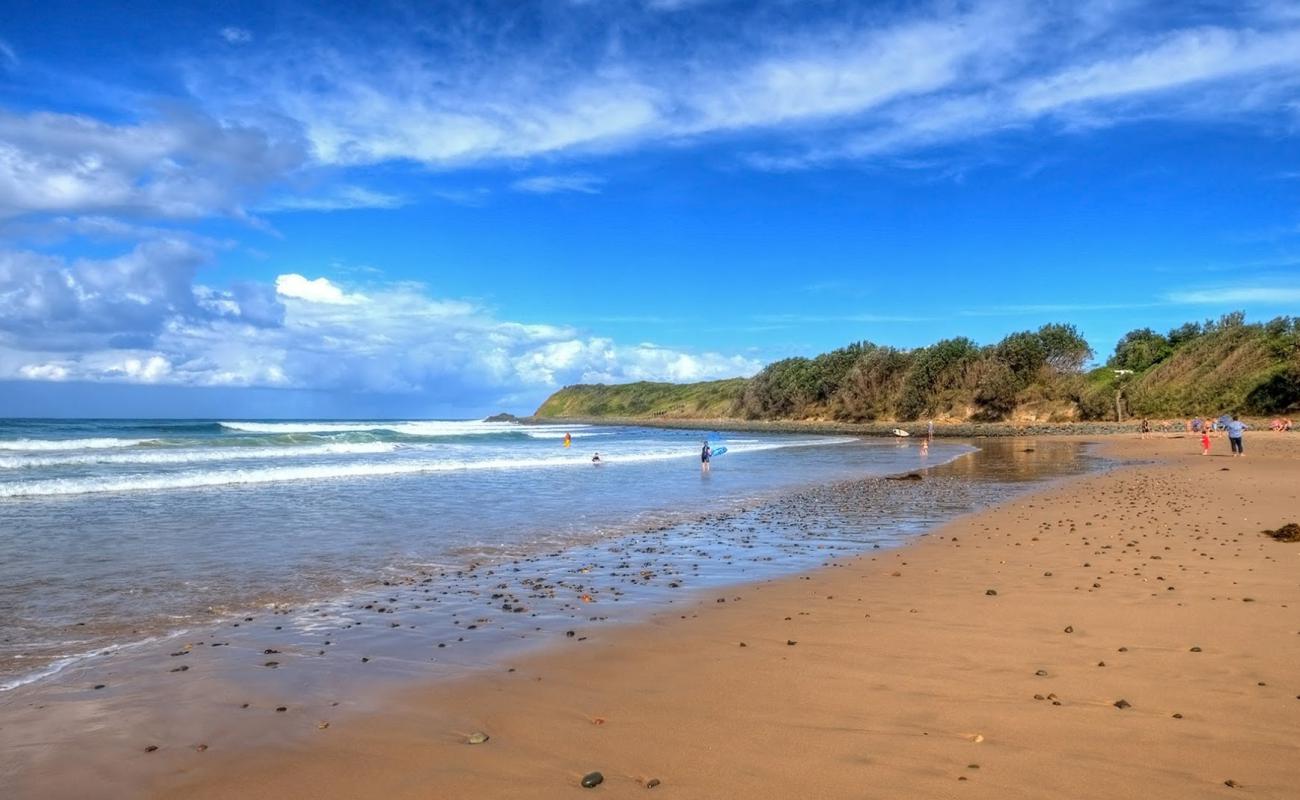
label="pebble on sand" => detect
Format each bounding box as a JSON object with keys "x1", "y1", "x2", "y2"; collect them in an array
[
  {"x1": 1113, "y1": 699, "x2": 1132, "y2": 710},
  {"x1": 581, "y1": 771, "x2": 604, "y2": 788},
  {"x1": 985, "y1": 589, "x2": 998, "y2": 596},
  {"x1": 467, "y1": 732, "x2": 489, "y2": 744}
]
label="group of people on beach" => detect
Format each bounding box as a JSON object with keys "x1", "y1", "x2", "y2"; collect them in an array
[{"x1": 1139, "y1": 414, "x2": 1263, "y2": 457}]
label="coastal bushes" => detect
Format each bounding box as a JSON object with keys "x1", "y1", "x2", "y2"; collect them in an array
[{"x1": 533, "y1": 314, "x2": 1300, "y2": 422}]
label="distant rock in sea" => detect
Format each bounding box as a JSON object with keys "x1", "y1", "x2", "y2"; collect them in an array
[{"x1": 483, "y1": 412, "x2": 519, "y2": 423}]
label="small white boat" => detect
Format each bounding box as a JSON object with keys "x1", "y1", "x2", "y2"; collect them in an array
[{"x1": 892, "y1": 428, "x2": 910, "y2": 437}]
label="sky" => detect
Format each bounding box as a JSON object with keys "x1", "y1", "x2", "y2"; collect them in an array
[{"x1": 1, "y1": 0, "x2": 1299, "y2": 418}]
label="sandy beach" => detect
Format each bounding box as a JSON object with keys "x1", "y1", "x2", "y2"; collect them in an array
[{"x1": 109, "y1": 433, "x2": 1293, "y2": 799}]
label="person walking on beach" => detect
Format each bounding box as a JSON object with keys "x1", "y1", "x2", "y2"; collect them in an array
[
  {"x1": 701, "y1": 440, "x2": 712, "y2": 474},
  {"x1": 1201, "y1": 428, "x2": 1211, "y2": 456},
  {"x1": 1225, "y1": 416, "x2": 1248, "y2": 457},
  {"x1": 1140, "y1": 419, "x2": 1151, "y2": 439}
]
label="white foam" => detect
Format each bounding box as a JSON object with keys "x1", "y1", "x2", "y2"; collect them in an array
[
  {"x1": 0, "y1": 442, "x2": 400, "y2": 469},
  {"x1": 0, "y1": 632, "x2": 181, "y2": 692},
  {"x1": 219, "y1": 420, "x2": 587, "y2": 437},
  {"x1": 0, "y1": 437, "x2": 854, "y2": 497},
  {"x1": 0, "y1": 438, "x2": 152, "y2": 451}
]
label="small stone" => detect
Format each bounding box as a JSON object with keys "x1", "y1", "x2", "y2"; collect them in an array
[
  {"x1": 318, "y1": 721, "x2": 330, "y2": 730},
  {"x1": 467, "y1": 732, "x2": 489, "y2": 744},
  {"x1": 1224, "y1": 779, "x2": 1239, "y2": 788},
  {"x1": 1063, "y1": 625, "x2": 1074, "y2": 633},
  {"x1": 1035, "y1": 669, "x2": 1048, "y2": 676},
  {"x1": 1172, "y1": 713, "x2": 1183, "y2": 719},
  {"x1": 275, "y1": 706, "x2": 287, "y2": 712},
  {"x1": 93, "y1": 684, "x2": 106, "y2": 690},
  {"x1": 1033, "y1": 694, "x2": 1045, "y2": 700},
  {"x1": 646, "y1": 778, "x2": 661, "y2": 788},
  {"x1": 786, "y1": 640, "x2": 797, "y2": 646},
  {"x1": 170, "y1": 665, "x2": 189, "y2": 672},
  {"x1": 581, "y1": 771, "x2": 604, "y2": 788},
  {"x1": 985, "y1": 589, "x2": 998, "y2": 596},
  {"x1": 1190, "y1": 646, "x2": 1202, "y2": 652},
  {"x1": 1113, "y1": 699, "x2": 1132, "y2": 710},
  {"x1": 195, "y1": 744, "x2": 208, "y2": 752}
]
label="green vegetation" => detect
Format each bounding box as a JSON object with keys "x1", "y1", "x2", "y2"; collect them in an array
[
  {"x1": 534, "y1": 378, "x2": 749, "y2": 419},
  {"x1": 533, "y1": 314, "x2": 1300, "y2": 423}
]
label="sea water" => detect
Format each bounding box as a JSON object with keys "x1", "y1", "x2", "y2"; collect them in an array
[{"x1": 0, "y1": 418, "x2": 985, "y2": 689}]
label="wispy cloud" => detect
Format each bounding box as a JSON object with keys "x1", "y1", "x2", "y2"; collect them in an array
[
  {"x1": 0, "y1": 38, "x2": 17, "y2": 67},
  {"x1": 220, "y1": 27, "x2": 252, "y2": 44},
  {"x1": 1166, "y1": 286, "x2": 1300, "y2": 304},
  {"x1": 511, "y1": 174, "x2": 605, "y2": 194},
  {"x1": 258, "y1": 185, "x2": 406, "y2": 213},
  {"x1": 751, "y1": 312, "x2": 935, "y2": 324},
  {"x1": 959, "y1": 302, "x2": 1161, "y2": 317}
]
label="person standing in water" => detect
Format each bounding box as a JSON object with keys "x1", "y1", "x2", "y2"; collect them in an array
[
  {"x1": 591, "y1": 452, "x2": 602, "y2": 465},
  {"x1": 700, "y1": 440, "x2": 711, "y2": 473}
]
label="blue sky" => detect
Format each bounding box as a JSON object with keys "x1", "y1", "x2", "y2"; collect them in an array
[{"x1": 1, "y1": 0, "x2": 1298, "y2": 417}]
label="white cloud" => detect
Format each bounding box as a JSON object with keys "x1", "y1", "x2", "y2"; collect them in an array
[
  {"x1": 0, "y1": 109, "x2": 305, "y2": 219},
  {"x1": 275, "y1": 273, "x2": 363, "y2": 305},
  {"x1": 18, "y1": 363, "x2": 68, "y2": 381},
  {"x1": 111, "y1": 355, "x2": 172, "y2": 382},
  {"x1": 220, "y1": 27, "x2": 253, "y2": 44},
  {"x1": 0, "y1": 39, "x2": 17, "y2": 67},
  {"x1": 512, "y1": 174, "x2": 604, "y2": 194},
  {"x1": 0, "y1": 248, "x2": 759, "y2": 401}
]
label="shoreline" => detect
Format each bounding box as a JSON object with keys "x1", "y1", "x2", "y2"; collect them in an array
[
  {"x1": 525, "y1": 415, "x2": 1262, "y2": 438},
  {"x1": 0, "y1": 436, "x2": 983, "y2": 694},
  {"x1": 155, "y1": 433, "x2": 1300, "y2": 798}
]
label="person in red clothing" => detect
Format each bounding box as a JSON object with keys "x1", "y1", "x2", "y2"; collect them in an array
[{"x1": 1201, "y1": 429, "x2": 1211, "y2": 456}]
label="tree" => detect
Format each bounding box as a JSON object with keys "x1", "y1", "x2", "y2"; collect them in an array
[
  {"x1": 1109, "y1": 328, "x2": 1171, "y2": 372},
  {"x1": 1036, "y1": 323, "x2": 1093, "y2": 373}
]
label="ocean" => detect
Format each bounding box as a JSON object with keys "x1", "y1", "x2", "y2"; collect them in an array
[{"x1": 0, "y1": 418, "x2": 997, "y2": 690}]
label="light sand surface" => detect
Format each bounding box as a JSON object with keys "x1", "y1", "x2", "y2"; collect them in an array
[{"x1": 71, "y1": 436, "x2": 1300, "y2": 797}]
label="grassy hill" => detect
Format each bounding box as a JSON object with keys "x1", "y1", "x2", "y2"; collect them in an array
[
  {"x1": 534, "y1": 314, "x2": 1300, "y2": 423},
  {"x1": 534, "y1": 379, "x2": 749, "y2": 419}
]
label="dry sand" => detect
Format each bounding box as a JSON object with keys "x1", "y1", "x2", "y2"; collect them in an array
[{"x1": 57, "y1": 436, "x2": 1300, "y2": 797}]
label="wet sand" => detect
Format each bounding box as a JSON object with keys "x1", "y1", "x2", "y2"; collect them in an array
[{"x1": 13, "y1": 434, "x2": 1300, "y2": 798}]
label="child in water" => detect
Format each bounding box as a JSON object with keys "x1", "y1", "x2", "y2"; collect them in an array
[
  {"x1": 700, "y1": 440, "x2": 711, "y2": 473},
  {"x1": 591, "y1": 452, "x2": 601, "y2": 465}
]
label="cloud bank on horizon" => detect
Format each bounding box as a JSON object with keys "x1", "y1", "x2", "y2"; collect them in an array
[{"x1": 1, "y1": 0, "x2": 1298, "y2": 415}]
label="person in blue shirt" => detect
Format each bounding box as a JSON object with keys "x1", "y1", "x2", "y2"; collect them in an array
[{"x1": 1225, "y1": 416, "x2": 1248, "y2": 456}]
